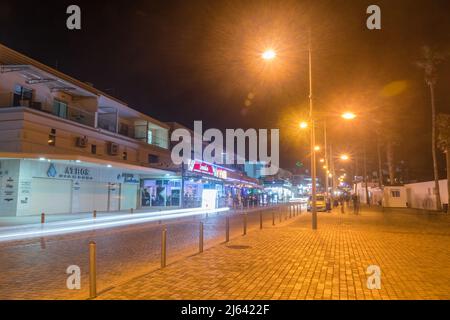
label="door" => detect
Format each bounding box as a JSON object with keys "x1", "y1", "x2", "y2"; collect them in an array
[
  {"x1": 121, "y1": 183, "x2": 138, "y2": 210},
  {"x1": 29, "y1": 178, "x2": 72, "y2": 215},
  {"x1": 108, "y1": 183, "x2": 120, "y2": 211},
  {"x1": 77, "y1": 181, "x2": 109, "y2": 212}
]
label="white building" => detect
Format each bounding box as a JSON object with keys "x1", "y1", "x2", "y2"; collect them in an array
[
  {"x1": 405, "y1": 179, "x2": 448, "y2": 210},
  {"x1": 0, "y1": 43, "x2": 176, "y2": 216}
]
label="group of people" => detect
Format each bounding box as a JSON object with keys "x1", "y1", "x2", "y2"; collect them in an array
[{"x1": 333, "y1": 193, "x2": 361, "y2": 214}]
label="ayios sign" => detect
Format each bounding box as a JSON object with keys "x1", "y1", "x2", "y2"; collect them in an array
[{"x1": 171, "y1": 121, "x2": 279, "y2": 176}]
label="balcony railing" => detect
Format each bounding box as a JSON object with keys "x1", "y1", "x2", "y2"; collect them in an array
[{"x1": 0, "y1": 92, "x2": 95, "y2": 127}]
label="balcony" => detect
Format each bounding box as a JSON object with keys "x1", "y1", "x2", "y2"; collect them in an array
[{"x1": 0, "y1": 92, "x2": 96, "y2": 127}]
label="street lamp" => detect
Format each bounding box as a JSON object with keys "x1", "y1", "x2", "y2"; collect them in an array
[
  {"x1": 299, "y1": 121, "x2": 308, "y2": 129},
  {"x1": 340, "y1": 154, "x2": 350, "y2": 161},
  {"x1": 262, "y1": 49, "x2": 276, "y2": 61},
  {"x1": 261, "y1": 31, "x2": 318, "y2": 230},
  {"x1": 341, "y1": 112, "x2": 356, "y2": 120}
]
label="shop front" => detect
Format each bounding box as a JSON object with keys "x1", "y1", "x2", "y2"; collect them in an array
[
  {"x1": 0, "y1": 158, "x2": 144, "y2": 216},
  {"x1": 141, "y1": 178, "x2": 182, "y2": 208}
]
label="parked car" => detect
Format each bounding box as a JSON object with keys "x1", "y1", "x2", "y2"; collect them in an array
[{"x1": 307, "y1": 194, "x2": 328, "y2": 212}]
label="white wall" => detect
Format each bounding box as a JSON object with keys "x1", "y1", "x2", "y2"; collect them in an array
[{"x1": 405, "y1": 180, "x2": 448, "y2": 210}]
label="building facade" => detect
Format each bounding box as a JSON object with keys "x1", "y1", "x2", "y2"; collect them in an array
[{"x1": 0, "y1": 43, "x2": 175, "y2": 216}]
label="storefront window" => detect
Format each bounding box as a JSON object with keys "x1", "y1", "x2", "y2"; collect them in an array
[{"x1": 141, "y1": 179, "x2": 181, "y2": 207}]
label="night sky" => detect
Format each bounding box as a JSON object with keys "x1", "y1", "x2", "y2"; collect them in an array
[{"x1": 1, "y1": 0, "x2": 450, "y2": 181}]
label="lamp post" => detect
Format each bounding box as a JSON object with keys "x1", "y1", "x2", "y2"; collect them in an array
[{"x1": 262, "y1": 31, "x2": 317, "y2": 229}]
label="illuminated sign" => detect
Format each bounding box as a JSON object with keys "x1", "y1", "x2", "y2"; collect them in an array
[{"x1": 188, "y1": 160, "x2": 228, "y2": 180}]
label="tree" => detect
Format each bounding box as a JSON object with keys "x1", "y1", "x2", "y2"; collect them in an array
[
  {"x1": 416, "y1": 46, "x2": 445, "y2": 211},
  {"x1": 437, "y1": 113, "x2": 450, "y2": 212}
]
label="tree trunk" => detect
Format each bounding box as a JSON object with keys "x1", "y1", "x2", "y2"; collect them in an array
[
  {"x1": 386, "y1": 140, "x2": 395, "y2": 185},
  {"x1": 446, "y1": 147, "x2": 450, "y2": 213},
  {"x1": 430, "y1": 83, "x2": 442, "y2": 211},
  {"x1": 364, "y1": 144, "x2": 370, "y2": 205},
  {"x1": 377, "y1": 136, "x2": 383, "y2": 188}
]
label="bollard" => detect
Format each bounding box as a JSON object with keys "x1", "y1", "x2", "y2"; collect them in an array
[
  {"x1": 272, "y1": 211, "x2": 275, "y2": 226},
  {"x1": 161, "y1": 227, "x2": 167, "y2": 268},
  {"x1": 225, "y1": 216, "x2": 230, "y2": 242},
  {"x1": 41, "y1": 212, "x2": 45, "y2": 224},
  {"x1": 93, "y1": 210, "x2": 97, "y2": 219},
  {"x1": 260, "y1": 211, "x2": 263, "y2": 229},
  {"x1": 289, "y1": 206, "x2": 292, "y2": 218},
  {"x1": 199, "y1": 222, "x2": 204, "y2": 253},
  {"x1": 243, "y1": 214, "x2": 247, "y2": 235},
  {"x1": 130, "y1": 208, "x2": 134, "y2": 214},
  {"x1": 89, "y1": 241, "x2": 97, "y2": 299}
]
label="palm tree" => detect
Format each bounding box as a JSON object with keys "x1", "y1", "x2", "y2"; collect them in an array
[
  {"x1": 437, "y1": 113, "x2": 450, "y2": 212},
  {"x1": 416, "y1": 46, "x2": 444, "y2": 211}
]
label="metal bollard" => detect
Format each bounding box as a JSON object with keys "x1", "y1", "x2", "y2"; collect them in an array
[
  {"x1": 225, "y1": 216, "x2": 230, "y2": 242},
  {"x1": 243, "y1": 214, "x2": 247, "y2": 235},
  {"x1": 272, "y1": 211, "x2": 275, "y2": 226},
  {"x1": 260, "y1": 211, "x2": 263, "y2": 229},
  {"x1": 93, "y1": 210, "x2": 97, "y2": 219},
  {"x1": 199, "y1": 222, "x2": 204, "y2": 253},
  {"x1": 41, "y1": 212, "x2": 45, "y2": 224},
  {"x1": 161, "y1": 227, "x2": 167, "y2": 268},
  {"x1": 130, "y1": 208, "x2": 134, "y2": 214},
  {"x1": 89, "y1": 241, "x2": 97, "y2": 299}
]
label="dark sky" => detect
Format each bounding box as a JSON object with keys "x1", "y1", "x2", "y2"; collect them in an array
[{"x1": 1, "y1": 0, "x2": 450, "y2": 181}]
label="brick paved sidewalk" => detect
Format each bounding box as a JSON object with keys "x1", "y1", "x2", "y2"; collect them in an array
[{"x1": 97, "y1": 207, "x2": 450, "y2": 300}]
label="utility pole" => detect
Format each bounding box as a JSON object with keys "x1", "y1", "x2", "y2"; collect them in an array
[
  {"x1": 324, "y1": 119, "x2": 329, "y2": 198},
  {"x1": 308, "y1": 29, "x2": 317, "y2": 230}
]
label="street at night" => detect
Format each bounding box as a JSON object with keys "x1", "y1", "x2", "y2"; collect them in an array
[{"x1": 0, "y1": 0, "x2": 450, "y2": 315}]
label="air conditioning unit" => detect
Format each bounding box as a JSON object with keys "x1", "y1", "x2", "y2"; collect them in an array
[
  {"x1": 107, "y1": 142, "x2": 119, "y2": 155},
  {"x1": 76, "y1": 136, "x2": 88, "y2": 148}
]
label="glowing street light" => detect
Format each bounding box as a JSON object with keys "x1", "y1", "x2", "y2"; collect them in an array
[
  {"x1": 319, "y1": 158, "x2": 325, "y2": 163},
  {"x1": 340, "y1": 154, "x2": 350, "y2": 161},
  {"x1": 341, "y1": 112, "x2": 356, "y2": 120},
  {"x1": 262, "y1": 49, "x2": 276, "y2": 61},
  {"x1": 299, "y1": 121, "x2": 309, "y2": 129},
  {"x1": 314, "y1": 146, "x2": 321, "y2": 152}
]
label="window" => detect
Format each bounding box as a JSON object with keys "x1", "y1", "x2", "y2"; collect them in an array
[
  {"x1": 91, "y1": 144, "x2": 97, "y2": 155},
  {"x1": 148, "y1": 154, "x2": 159, "y2": 164},
  {"x1": 119, "y1": 123, "x2": 129, "y2": 136},
  {"x1": 391, "y1": 190, "x2": 401, "y2": 198},
  {"x1": 13, "y1": 85, "x2": 33, "y2": 107},
  {"x1": 53, "y1": 100, "x2": 68, "y2": 119}
]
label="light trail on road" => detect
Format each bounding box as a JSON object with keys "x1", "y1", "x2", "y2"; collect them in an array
[{"x1": 0, "y1": 207, "x2": 229, "y2": 242}]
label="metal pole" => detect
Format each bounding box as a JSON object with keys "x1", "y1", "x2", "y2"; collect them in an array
[
  {"x1": 199, "y1": 222, "x2": 204, "y2": 253},
  {"x1": 272, "y1": 211, "x2": 275, "y2": 226},
  {"x1": 161, "y1": 227, "x2": 167, "y2": 268},
  {"x1": 243, "y1": 214, "x2": 247, "y2": 235},
  {"x1": 259, "y1": 211, "x2": 263, "y2": 229},
  {"x1": 89, "y1": 241, "x2": 97, "y2": 299},
  {"x1": 226, "y1": 216, "x2": 230, "y2": 242},
  {"x1": 330, "y1": 143, "x2": 336, "y2": 197},
  {"x1": 324, "y1": 119, "x2": 329, "y2": 198},
  {"x1": 41, "y1": 212, "x2": 45, "y2": 224},
  {"x1": 93, "y1": 210, "x2": 97, "y2": 219},
  {"x1": 309, "y1": 29, "x2": 317, "y2": 230}
]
